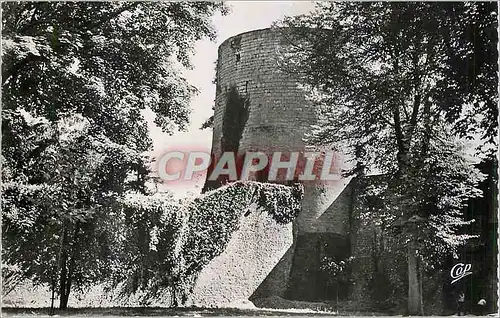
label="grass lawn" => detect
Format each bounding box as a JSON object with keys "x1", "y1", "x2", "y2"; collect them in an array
[
  {"x1": 3, "y1": 307, "x2": 496, "y2": 317},
  {"x1": 1, "y1": 307, "x2": 338, "y2": 317}
]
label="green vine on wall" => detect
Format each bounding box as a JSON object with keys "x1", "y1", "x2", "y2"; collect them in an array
[
  {"x1": 113, "y1": 181, "x2": 303, "y2": 306},
  {"x1": 204, "y1": 85, "x2": 250, "y2": 191},
  {"x1": 221, "y1": 85, "x2": 250, "y2": 153}
]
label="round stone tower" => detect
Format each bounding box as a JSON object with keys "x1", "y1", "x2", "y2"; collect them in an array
[
  {"x1": 211, "y1": 28, "x2": 316, "y2": 160},
  {"x1": 206, "y1": 28, "x2": 353, "y2": 301}
]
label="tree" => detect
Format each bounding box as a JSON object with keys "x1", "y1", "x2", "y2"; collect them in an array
[
  {"x1": 2, "y1": 2, "x2": 227, "y2": 309},
  {"x1": 436, "y1": 2, "x2": 498, "y2": 151},
  {"x1": 279, "y1": 2, "x2": 496, "y2": 314},
  {"x1": 107, "y1": 191, "x2": 184, "y2": 307},
  {"x1": 319, "y1": 256, "x2": 354, "y2": 308},
  {"x1": 1, "y1": 113, "x2": 130, "y2": 308}
]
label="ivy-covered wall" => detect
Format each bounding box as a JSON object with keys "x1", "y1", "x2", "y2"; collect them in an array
[
  {"x1": 204, "y1": 86, "x2": 249, "y2": 191},
  {"x1": 190, "y1": 202, "x2": 294, "y2": 307},
  {"x1": 205, "y1": 27, "x2": 354, "y2": 307},
  {"x1": 202, "y1": 27, "x2": 498, "y2": 315}
]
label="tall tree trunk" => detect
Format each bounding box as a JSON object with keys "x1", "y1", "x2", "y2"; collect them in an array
[
  {"x1": 63, "y1": 244, "x2": 77, "y2": 309},
  {"x1": 58, "y1": 257, "x2": 70, "y2": 309},
  {"x1": 59, "y1": 224, "x2": 80, "y2": 310},
  {"x1": 49, "y1": 278, "x2": 56, "y2": 315},
  {"x1": 58, "y1": 227, "x2": 69, "y2": 310},
  {"x1": 393, "y1": 92, "x2": 425, "y2": 315},
  {"x1": 419, "y1": 255, "x2": 424, "y2": 315},
  {"x1": 407, "y1": 235, "x2": 422, "y2": 315}
]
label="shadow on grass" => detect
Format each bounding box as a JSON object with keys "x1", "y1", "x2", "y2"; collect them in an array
[{"x1": 2, "y1": 306, "x2": 338, "y2": 317}]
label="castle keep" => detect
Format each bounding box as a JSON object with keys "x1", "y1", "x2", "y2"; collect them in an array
[
  {"x1": 195, "y1": 28, "x2": 354, "y2": 304},
  {"x1": 193, "y1": 28, "x2": 497, "y2": 313}
]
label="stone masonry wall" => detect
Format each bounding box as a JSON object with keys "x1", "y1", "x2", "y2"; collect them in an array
[
  {"x1": 212, "y1": 28, "x2": 316, "y2": 158},
  {"x1": 205, "y1": 28, "x2": 354, "y2": 304},
  {"x1": 211, "y1": 28, "x2": 350, "y2": 235},
  {"x1": 189, "y1": 205, "x2": 293, "y2": 307}
]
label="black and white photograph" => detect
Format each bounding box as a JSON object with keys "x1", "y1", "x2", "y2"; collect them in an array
[{"x1": 1, "y1": 1, "x2": 498, "y2": 317}]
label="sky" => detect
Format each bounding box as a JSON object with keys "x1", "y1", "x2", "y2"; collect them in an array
[{"x1": 146, "y1": 1, "x2": 316, "y2": 196}]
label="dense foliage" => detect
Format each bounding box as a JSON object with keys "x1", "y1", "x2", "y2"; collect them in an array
[
  {"x1": 2, "y1": 2, "x2": 306, "y2": 310},
  {"x1": 1, "y1": 1, "x2": 227, "y2": 309},
  {"x1": 278, "y1": 2, "x2": 497, "y2": 314},
  {"x1": 111, "y1": 181, "x2": 303, "y2": 306}
]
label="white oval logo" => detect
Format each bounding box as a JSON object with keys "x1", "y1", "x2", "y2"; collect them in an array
[{"x1": 451, "y1": 263, "x2": 472, "y2": 284}]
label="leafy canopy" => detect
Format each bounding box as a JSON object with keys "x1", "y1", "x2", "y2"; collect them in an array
[
  {"x1": 278, "y1": 0, "x2": 495, "y2": 264},
  {"x1": 1, "y1": 1, "x2": 227, "y2": 306}
]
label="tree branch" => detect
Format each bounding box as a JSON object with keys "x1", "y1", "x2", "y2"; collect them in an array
[{"x1": 85, "y1": 3, "x2": 142, "y2": 33}]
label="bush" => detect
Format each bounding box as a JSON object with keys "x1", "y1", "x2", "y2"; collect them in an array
[{"x1": 113, "y1": 181, "x2": 303, "y2": 306}]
